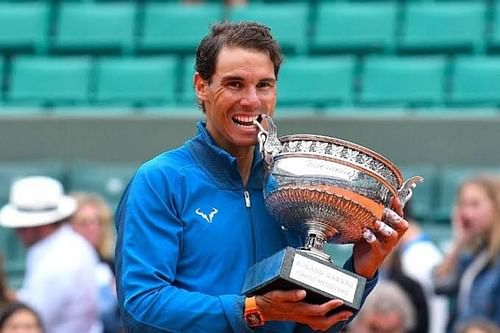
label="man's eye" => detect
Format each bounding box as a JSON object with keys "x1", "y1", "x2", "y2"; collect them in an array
[
  {"x1": 257, "y1": 82, "x2": 274, "y2": 89},
  {"x1": 227, "y1": 81, "x2": 242, "y2": 88}
]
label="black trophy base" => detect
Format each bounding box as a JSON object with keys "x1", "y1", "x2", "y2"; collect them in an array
[{"x1": 241, "y1": 247, "x2": 366, "y2": 312}]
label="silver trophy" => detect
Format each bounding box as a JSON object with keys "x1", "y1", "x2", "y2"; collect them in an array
[{"x1": 242, "y1": 115, "x2": 422, "y2": 311}]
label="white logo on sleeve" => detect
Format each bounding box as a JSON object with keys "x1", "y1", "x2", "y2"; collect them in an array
[{"x1": 195, "y1": 208, "x2": 218, "y2": 223}]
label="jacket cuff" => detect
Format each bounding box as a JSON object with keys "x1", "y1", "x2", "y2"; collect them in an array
[{"x1": 219, "y1": 295, "x2": 255, "y2": 333}]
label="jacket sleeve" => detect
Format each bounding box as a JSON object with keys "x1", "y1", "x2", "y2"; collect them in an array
[
  {"x1": 293, "y1": 256, "x2": 378, "y2": 333},
  {"x1": 114, "y1": 165, "x2": 254, "y2": 333}
]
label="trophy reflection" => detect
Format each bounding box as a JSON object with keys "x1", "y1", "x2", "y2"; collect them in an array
[{"x1": 241, "y1": 115, "x2": 423, "y2": 311}]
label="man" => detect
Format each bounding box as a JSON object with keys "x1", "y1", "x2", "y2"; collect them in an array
[
  {"x1": 115, "y1": 21, "x2": 409, "y2": 332},
  {"x1": 0, "y1": 176, "x2": 102, "y2": 333},
  {"x1": 348, "y1": 281, "x2": 417, "y2": 333}
]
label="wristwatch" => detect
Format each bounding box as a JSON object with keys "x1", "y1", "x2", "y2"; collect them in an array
[{"x1": 243, "y1": 296, "x2": 265, "y2": 328}]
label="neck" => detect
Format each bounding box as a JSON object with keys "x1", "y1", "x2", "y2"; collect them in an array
[{"x1": 233, "y1": 147, "x2": 255, "y2": 187}]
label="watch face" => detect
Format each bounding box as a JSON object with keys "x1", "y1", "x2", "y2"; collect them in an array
[{"x1": 246, "y1": 312, "x2": 264, "y2": 327}]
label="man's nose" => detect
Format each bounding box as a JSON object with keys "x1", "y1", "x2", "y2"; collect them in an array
[{"x1": 240, "y1": 87, "x2": 261, "y2": 108}]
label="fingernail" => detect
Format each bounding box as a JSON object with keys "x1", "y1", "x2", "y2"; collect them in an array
[
  {"x1": 384, "y1": 208, "x2": 402, "y2": 224},
  {"x1": 362, "y1": 228, "x2": 376, "y2": 243},
  {"x1": 376, "y1": 220, "x2": 394, "y2": 236}
]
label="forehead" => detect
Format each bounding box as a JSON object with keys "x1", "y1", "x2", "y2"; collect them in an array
[{"x1": 213, "y1": 46, "x2": 275, "y2": 79}]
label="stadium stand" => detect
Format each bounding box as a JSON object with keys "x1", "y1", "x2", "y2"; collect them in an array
[
  {"x1": 277, "y1": 56, "x2": 355, "y2": 107},
  {"x1": 0, "y1": 2, "x2": 49, "y2": 54},
  {"x1": 311, "y1": 2, "x2": 397, "y2": 54},
  {"x1": 359, "y1": 56, "x2": 446, "y2": 107},
  {"x1": 8, "y1": 56, "x2": 92, "y2": 106},
  {"x1": 52, "y1": 2, "x2": 136, "y2": 55},
  {"x1": 399, "y1": 2, "x2": 486, "y2": 54},
  {"x1": 94, "y1": 57, "x2": 178, "y2": 107},
  {"x1": 448, "y1": 56, "x2": 500, "y2": 107}
]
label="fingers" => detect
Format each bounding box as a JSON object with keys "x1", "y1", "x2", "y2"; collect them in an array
[
  {"x1": 262, "y1": 289, "x2": 306, "y2": 303},
  {"x1": 391, "y1": 196, "x2": 404, "y2": 216},
  {"x1": 362, "y1": 207, "x2": 409, "y2": 247}
]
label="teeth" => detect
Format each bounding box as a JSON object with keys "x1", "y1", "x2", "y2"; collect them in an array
[{"x1": 233, "y1": 115, "x2": 258, "y2": 123}]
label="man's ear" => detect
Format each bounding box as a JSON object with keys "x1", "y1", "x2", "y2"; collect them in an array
[{"x1": 194, "y1": 72, "x2": 208, "y2": 102}]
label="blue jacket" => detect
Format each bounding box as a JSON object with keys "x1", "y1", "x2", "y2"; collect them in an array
[{"x1": 115, "y1": 122, "x2": 377, "y2": 333}]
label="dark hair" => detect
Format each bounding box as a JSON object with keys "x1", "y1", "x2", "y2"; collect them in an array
[
  {"x1": 0, "y1": 302, "x2": 44, "y2": 332},
  {"x1": 196, "y1": 21, "x2": 283, "y2": 81},
  {"x1": 195, "y1": 21, "x2": 283, "y2": 111}
]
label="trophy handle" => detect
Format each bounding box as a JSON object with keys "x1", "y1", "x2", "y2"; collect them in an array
[
  {"x1": 397, "y1": 176, "x2": 424, "y2": 208},
  {"x1": 253, "y1": 115, "x2": 282, "y2": 167}
]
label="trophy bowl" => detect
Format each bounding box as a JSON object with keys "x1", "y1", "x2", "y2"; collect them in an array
[{"x1": 256, "y1": 115, "x2": 422, "y2": 259}]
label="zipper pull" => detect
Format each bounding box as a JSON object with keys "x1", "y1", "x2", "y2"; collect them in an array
[{"x1": 243, "y1": 191, "x2": 251, "y2": 208}]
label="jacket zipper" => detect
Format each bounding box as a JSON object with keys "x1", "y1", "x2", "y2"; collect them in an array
[{"x1": 244, "y1": 190, "x2": 257, "y2": 264}]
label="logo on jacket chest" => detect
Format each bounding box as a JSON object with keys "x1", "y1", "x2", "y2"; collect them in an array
[{"x1": 195, "y1": 207, "x2": 218, "y2": 223}]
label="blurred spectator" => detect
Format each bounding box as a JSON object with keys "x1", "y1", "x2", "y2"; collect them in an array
[
  {"x1": 457, "y1": 319, "x2": 499, "y2": 333},
  {"x1": 0, "y1": 256, "x2": 13, "y2": 313},
  {"x1": 0, "y1": 302, "x2": 44, "y2": 333},
  {"x1": 381, "y1": 249, "x2": 429, "y2": 333},
  {"x1": 433, "y1": 175, "x2": 500, "y2": 332},
  {"x1": 70, "y1": 192, "x2": 121, "y2": 333},
  {"x1": 0, "y1": 176, "x2": 102, "y2": 333},
  {"x1": 397, "y1": 203, "x2": 449, "y2": 333},
  {"x1": 348, "y1": 280, "x2": 416, "y2": 333}
]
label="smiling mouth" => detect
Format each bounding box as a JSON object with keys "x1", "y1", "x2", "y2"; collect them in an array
[{"x1": 232, "y1": 115, "x2": 259, "y2": 128}]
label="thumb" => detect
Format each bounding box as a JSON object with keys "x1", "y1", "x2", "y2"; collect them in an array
[{"x1": 263, "y1": 289, "x2": 307, "y2": 303}]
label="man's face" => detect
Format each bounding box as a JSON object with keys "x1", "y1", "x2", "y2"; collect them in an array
[
  {"x1": 15, "y1": 227, "x2": 42, "y2": 247},
  {"x1": 195, "y1": 46, "x2": 277, "y2": 154}
]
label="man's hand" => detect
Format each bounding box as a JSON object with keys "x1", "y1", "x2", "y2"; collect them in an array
[
  {"x1": 352, "y1": 197, "x2": 409, "y2": 279},
  {"x1": 256, "y1": 289, "x2": 352, "y2": 331}
]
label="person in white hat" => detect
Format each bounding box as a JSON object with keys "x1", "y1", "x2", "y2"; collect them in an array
[{"x1": 0, "y1": 176, "x2": 102, "y2": 333}]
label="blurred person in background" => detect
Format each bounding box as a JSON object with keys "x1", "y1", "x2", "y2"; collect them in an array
[
  {"x1": 347, "y1": 280, "x2": 417, "y2": 333},
  {"x1": 0, "y1": 302, "x2": 44, "y2": 333},
  {"x1": 115, "y1": 21, "x2": 409, "y2": 333},
  {"x1": 0, "y1": 176, "x2": 102, "y2": 333},
  {"x1": 457, "y1": 319, "x2": 499, "y2": 333},
  {"x1": 396, "y1": 202, "x2": 448, "y2": 333},
  {"x1": 381, "y1": 249, "x2": 429, "y2": 333},
  {"x1": 0, "y1": 256, "x2": 14, "y2": 313},
  {"x1": 70, "y1": 192, "x2": 121, "y2": 333},
  {"x1": 433, "y1": 175, "x2": 500, "y2": 332}
]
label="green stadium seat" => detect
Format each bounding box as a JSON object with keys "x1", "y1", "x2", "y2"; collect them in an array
[
  {"x1": 228, "y1": 3, "x2": 309, "y2": 54},
  {"x1": 359, "y1": 56, "x2": 446, "y2": 107},
  {"x1": 311, "y1": 3, "x2": 397, "y2": 54},
  {"x1": 67, "y1": 161, "x2": 138, "y2": 210},
  {"x1": 53, "y1": 3, "x2": 136, "y2": 54},
  {"x1": 94, "y1": 57, "x2": 178, "y2": 107},
  {"x1": 435, "y1": 166, "x2": 500, "y2": 222},
  {"x1": 0, "y1": 3, "x2": 49, "y2": 54},
  {"x1": 400, "y1": 164, "x2": 439, "y2": 222},
  {"x1": 180, "y1": 57, "x2": 196, "y2": 106},
  {"x1": 8, "y1": 56, "x2": 91, "y2": 106},
  {"x1": 449, "y1": 56, "x2": 500, "y2": 106},
  {"x1": 488, "y1": 4, "x2": 500, "y2": 52},
  {"x1": 399, "y1": 2, "x2": 486, "y2": 54},
  {"x1": 277, "y1": 56, "x2": 355, "y2": 107},
  {"x1": 139, "y1": 3, "x2": 223, "y2": 53}
]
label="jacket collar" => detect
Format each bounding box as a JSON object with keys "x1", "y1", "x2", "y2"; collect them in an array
[{"x1": 186, "y1": 121, "x2": 264, "y2": 191}]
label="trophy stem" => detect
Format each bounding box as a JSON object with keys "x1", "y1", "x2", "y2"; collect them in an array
[{"x1": 300, "y1": 231, "x2": 333, "y2": 262}]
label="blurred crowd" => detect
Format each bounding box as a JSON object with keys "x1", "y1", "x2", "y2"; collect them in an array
[{"x1": 0, "y1": 171, "x2": 499, "y2": 333}]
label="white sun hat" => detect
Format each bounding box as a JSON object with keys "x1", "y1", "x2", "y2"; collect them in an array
[{"x1": 0, "y1": 176, "x2": 77, "y2": 228}]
